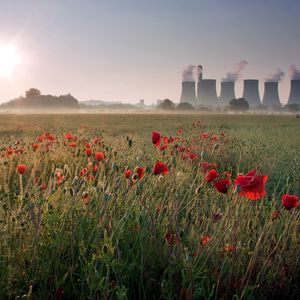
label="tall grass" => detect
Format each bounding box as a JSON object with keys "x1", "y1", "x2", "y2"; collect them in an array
[{"x1": 0, "y1": 114, "x2": 299, "y2": 299}]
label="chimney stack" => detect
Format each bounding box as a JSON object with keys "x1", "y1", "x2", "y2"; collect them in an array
[
  {"x1": 262, "y1": 82, "x2": 281, "y2": 107},
  {"x1": 287, "y1": 80, "x2": 300, "y2": 105},
  {"x1": 219, "y1": 81, "x2": 235, "y2": 106},
  {"x1": 242, "y1": 80, "x2": 261, "y2": 108},
  {"x1": 180, "y1": 81, "x2": 197, "y2": 105},
  {"x1": 197, "y1": 79, "x2": 218, "y2": 107}
]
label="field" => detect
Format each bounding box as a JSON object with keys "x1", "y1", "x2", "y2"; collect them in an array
[{"x1": 0, "y1": 113, "x2": 300, "y2": 299}]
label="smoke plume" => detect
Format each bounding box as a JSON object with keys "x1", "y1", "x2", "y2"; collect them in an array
[
  {"x1": 222, "y1": 60, "x2": 248, "y2": 82},
  {"x1": 182, "y1": 65, "x2": 196, "y2": 82},
  {"x1": 289, "y1": 65, "x2": 300, "y2": 80},
  {"x1": 265, "y1": 68, "x2": 285, "y2": 82}
]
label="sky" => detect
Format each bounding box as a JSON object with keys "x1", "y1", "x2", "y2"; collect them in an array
[{"x1": 0, "y1": 0, "x2": 299, "y2": 104}]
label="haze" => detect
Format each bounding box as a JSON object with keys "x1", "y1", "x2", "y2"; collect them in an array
[{"x1": 0, "y1": 0, "x2": 299, "y2": 104}]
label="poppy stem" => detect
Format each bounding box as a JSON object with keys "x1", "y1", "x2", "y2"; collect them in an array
[{"x1": 19, "y1": 174, "x2": 23, "y2": 197}]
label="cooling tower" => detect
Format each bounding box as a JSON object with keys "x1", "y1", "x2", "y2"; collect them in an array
[
  {"x1": 197, "y1": 79, "x2": 218, "y2": 106},
  {"x1": 287, "y1": 80, "x2": 300, "y2": 105},
  {"x1": 180, "y1": 81, "x2": 197, "y2": 105},
  {"x1": 219, "y1": 82, "x2": 235, "y2": 106},
  {"x1": 262, "y1": 82, "x2": 281, "y2": 107},
  {"x1": 242, "y1": 80, "x2": 261, "y2": 108}
]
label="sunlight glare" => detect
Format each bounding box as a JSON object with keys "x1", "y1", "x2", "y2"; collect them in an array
[{"x1": 0, "y1": 44, "x2": 21, "y2": 78}]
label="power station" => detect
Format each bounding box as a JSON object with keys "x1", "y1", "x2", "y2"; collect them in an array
[{"x1": 179, "y1": 65, "x2": 299, "y2": 108}]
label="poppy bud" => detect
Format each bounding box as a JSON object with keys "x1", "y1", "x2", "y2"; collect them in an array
[
  {"x1": 17, "y1": 164, "x2": 27, "y2": 175},
  {"x1": 95, "y1": 152, "x2": 105, "y2": 161}
]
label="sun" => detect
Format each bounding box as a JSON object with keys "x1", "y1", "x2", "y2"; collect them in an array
[{"x1": 0, "y1": 44, "x2": 21, "y2": 78}]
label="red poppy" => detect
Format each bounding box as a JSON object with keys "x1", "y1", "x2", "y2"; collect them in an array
[
  {"x1": 6, "y1": 147, "x2": 15, "y2": 157},
  {"x1": 95, "y1": 152, "x2": 105, "y2": 161},
  {"x1": 85, "y1": 148, "x2": 92, "y2": 157},
  {"x1": 281, "y1": 194, "x2": 299, "y2": 210},
  {"x1": 201, "y1": 132, "x2": 210, "y2": 139},
  {"x1": 55, "y1": 171, "x2": 65, "y2": 185},
  {"x1": 159, "y1": 144, "x2": 168, "y2": 151},
  {"x1": 201, "y1": 235, "x2": 212, "y2": 246},
  {"x1": 199, "y1": 162, "x2": 212, "y2": 173},
  {"x1": 164, "y1": 232, "x2": 179, "y2": 245},
  {"x1": 163, "y1": 136, "x2": 170, "y2": 144},
  {"x1": 214, "y1": 179, "x2": 231, "y2": 194},
  {"x1": 124, "y1": 169, "x2": 132, "y2": 178},
  {"x1": 17, "y1": 164, "x2": 27, "y2": 175},
  {"x1": 64, "y1": 133, "x2": 74, "y2": 140},
  {"x1": 204, "y1": 169, "x2": 219, "y2": 182},
  {"x1": 152, "y1": 131, "x2": 161, "y2": 147},
  {"x1": 224, "y1": 244, "x2": 235, "y2": 253},
  {"x1": 234, "y1": 169, "x2": 268, "y2": 200},
  {"x1": 135, "y1": 167, "x2": 145, "y2": 179},
  {"x1": 82, "y1": 192, "x2": 90, "y2": 204},
  {"x1": 189, "y1": 153, "x2": 198, "y2": 160},
  {"x1": 153, "y1": 161, "x2": 169, "y2": 175},
  {"x1": 32, "y1": 143, "x2": 40, "y2": 151},
  {"x1": 79, "y1": 168, "x2": 88, "y2": 177},
  {"x1": 69, "y1": 141, "x2": 77, "y2": 148}
]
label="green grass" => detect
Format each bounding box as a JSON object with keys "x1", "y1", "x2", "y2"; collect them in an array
[{"x1": 0, "y1": 113, "x2": 299, "y2": 299}]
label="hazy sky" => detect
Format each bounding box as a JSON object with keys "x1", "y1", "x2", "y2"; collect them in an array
[{"x1": 0, "y1": 0, "x2": 299, "y2": 104}]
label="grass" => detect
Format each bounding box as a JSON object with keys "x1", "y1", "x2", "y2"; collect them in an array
[{"x1": 0, "y1": 113, "x2": 299, "y2": 299}]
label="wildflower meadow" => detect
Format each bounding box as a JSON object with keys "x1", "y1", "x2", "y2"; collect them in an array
[{"x1": 0, "y1": 113, "x2": 299, "y2": 299}]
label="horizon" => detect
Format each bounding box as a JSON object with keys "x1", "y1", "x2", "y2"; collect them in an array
[{"x1": 0, "y1": 0, "x2": 300, "y2": 104}]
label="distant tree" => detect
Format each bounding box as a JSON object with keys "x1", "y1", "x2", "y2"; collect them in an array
[
  {"x1": 176, "y1": 102, "x2": 195, "y2": 111},
  {"x1": 157, "y1": 99, "x2": 175, "y2": 110},
  {"x1": 229, "y1": 98, "x2": 249, "y2": 111},
  {"x1": 25, "y1": 88, "x2": 41, "y2": 98}
]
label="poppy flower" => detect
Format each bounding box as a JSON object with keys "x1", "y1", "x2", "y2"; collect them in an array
[
  {"x1": 224, "y1": 244, "x2": 235, "y2": 253},
  {"x1": 95, "y1": 152, "x2": 105, "y2": 161},
  {"x1": 153, "y1": 161, "x2": 169, "y2": 175},
  {"x1": 214, "y1": 179, "x2": 231, "y2": 194},
  {"x1": 6, "y1": 147, "x2": 15, "y2": 157},
  {"x1": 201, "y1": 235, "x2": 212, "y2": 246},
  {"x1": 32, "y1": 143, "x2": 40, "y2": 151},
  {"x1": 234, "y1": 169, "x2": 268, "y2": 200},
  {"x1": 135, "y1": 167, "x2": 145, "y2": 179},
  {"x1": 79, "y1": 168, "x2": 88, "y2": 177},
  {"x1": 82, "y1": 192, "x2": 90, "y2": 204},
  {"x1": 201, "y1": 132, "x2": 210, "y2": 139},
  {"x1": 163, "y1": 136, "x2": 170, "y2": 144},
  {"x1": 281, "y1": 194, "x2": 299, "y2": 210},
  {"x1": 124, "y1": 169, "x2": 132, "y2": 178},
  {"x1": 152, "y1": 131, "x2": 161, "y2": 147},
  {"x1": 64, "y1": 133, "x2": 74, "y2": 140},
  {"x1": 17, "y1": 164, "x2": 27, "y2": 175},
  {"x1": 159, "y1": 144, "x2": 168, "y2": 151},
  {"x1": 85, "y1": 148, "x2": 92, "y2": 157},
  {"x1": 69, "y1": 142, "x2": 77, "y2": 148},
  {"x1": 93, "y1": 164, "x2": 98, "y2": 172},
  {"x1": 204, "y1": 169, "x2": 219, "y2": 182},
  {"x1": 199, "y1": 162, "x2": 212, "y2": 173},
  {"x1": 189, "y1": 153, "x2": 198, "y2": 160},
  {"x1": 164, "y1": 232, "x2": 179, "y2": 245}
]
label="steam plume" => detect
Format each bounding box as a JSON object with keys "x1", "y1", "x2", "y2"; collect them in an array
[
  {"x1": 182, "y1": 65, "x2": 196, "y2": 82},
  {"x1": 222, "y1": 60, "x2": 248, "y2": 82},
  {"x1": 289, "y1": 65, "x2": 300, "y2": 80},
  {"x1": 265, "y1": 68, "x2": 285, "y2": 82}
]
